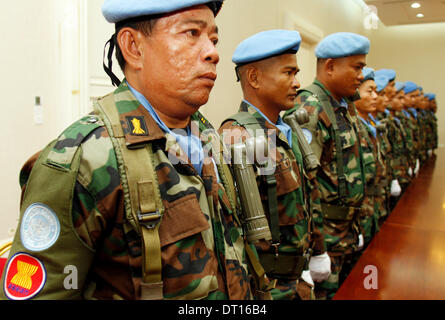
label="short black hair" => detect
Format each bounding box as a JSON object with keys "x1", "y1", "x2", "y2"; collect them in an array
[{"x1": 114, "y1": 16, "x2": 160, "y2": 72}]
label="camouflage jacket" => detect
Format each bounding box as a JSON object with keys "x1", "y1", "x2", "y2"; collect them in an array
[
  {"x1": 1, "y1": 81, "x2": 251, "y2": 300},
  {"x1": 284, "y1": 80, "x2": 368, "y2": 255},
  {"x1": 219, "y1": 101, "x2": 324, "y2": 300},
  {"x1": 380, "y1": 111, "x2": 411, "y2": 184},
  {"x1": 396, "y1": 110, "x2": 417, "y2": 169}
]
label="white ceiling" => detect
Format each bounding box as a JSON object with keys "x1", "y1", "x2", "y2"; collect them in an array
[{"x1": 364, "y1": 0, "x2": 445, "y2": 26}]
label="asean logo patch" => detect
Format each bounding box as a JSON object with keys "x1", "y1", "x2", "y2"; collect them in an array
[
  {"x1": 126, "y1": 116, "x2": 148, "y2": 136},
  {"x1": 302, "y1": 128, "x2": 313, "y2": 144},
  {"x1": 3, "y1": 253, "x2": 46, "y2": 300},
  {"x1": 20, "y1": 203, "x2": 60, "y2": 252}
]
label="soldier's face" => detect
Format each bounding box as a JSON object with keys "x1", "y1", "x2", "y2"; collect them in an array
[
  {"x1": 330, "y1": 55, "x2": 367, "y2": 98},
  {"x1": 385, "y1": 81, "x2": 397, "y2": 100},
  {"x1": 356, "y1": 80, "x2": 378, "y2": 114},
  {"x1": 391, "y1": 91, "x2": 404, "y2": 111},
  {"x1": 256, "y1": 54, "x2": 301, "y2": 111},
  {"x1": 376, "y1": 90, "x2": 389, "y2": 112},
  {"x1": 139, "y1": 5, "x2": 219, "y2": 116},
  {"x1": 407, "y1": 89, "x2": 420, "y2": 108}
]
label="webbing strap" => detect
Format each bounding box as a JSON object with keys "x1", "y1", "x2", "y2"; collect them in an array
[
  {"x1": 302, "y1": 84, "x2": 348, "y2": 202},
  {"x1": 95, "y1": 94, "x2": 164, "y2": 300},
  {"x1": 265, "y1": 174, "x2": 280, "y2": 244},
  {"x1": 244, "y1": 242, "x2": 275, "y2": 300}
]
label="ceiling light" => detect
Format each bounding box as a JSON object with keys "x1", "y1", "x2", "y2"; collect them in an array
[
  {"x1": 411, "y1": 2, "x2": 421, "y2": 9},
  {"x1": 417, "y1": 13, "x2": 424, "y2": 18}
]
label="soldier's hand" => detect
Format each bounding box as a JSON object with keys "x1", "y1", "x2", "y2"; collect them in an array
[
  {"x1": 414, "y1": 159, "x2": 420, "y2": 176},
  {"x1": 428, "y1": 149, "x2": 433, "y2": 158},
  {"x1": 301, "y1": 270, "x2": 314, "y2": 287},
  {"x1": 309, "y1": 252, "x2": 331, "y2": 282},
  {"x1": 390, "y1": 179, "x2": 402, "y2": 197},
  {"x1": 408, "y1": 167, "x2": 413, "y2": 177}
]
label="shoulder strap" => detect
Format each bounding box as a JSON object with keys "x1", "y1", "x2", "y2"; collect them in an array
[
  {"x1": 94, "y1": 93, "x2": 165, "y2": 300},
  {"x1": 223, "y1": 111, "x2": 263, "y2": 135},
  {"x1": 300, "y1": 84, "x2": 348, "y2": 202}
]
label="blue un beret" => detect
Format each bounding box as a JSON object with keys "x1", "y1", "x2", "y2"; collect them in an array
[
  {"x1": 375, "y1": 69, "x2": 396, "y2": 82},
  {"x1": 232, "y1": 29, "x2": 302, "y2": 65},
  {"x1": 403, "y1": 81, "x2": 418, "y2": 94},
  {"x1": 361, "y1": 67, "x2": 375, "y2": 82},
  {"x1": 315, "y1": 32, "x2": 370, "y2": 59},
  {"x1": 375, "y1": 75, "x2": 389, "y2": 93},
  {"x1": 102, "y1": 0, "x2": 224, "y2": 23},
  {"x1": 395, "y1": 82, "x2": 405, "y2": 92},
  {"x1": 425, "y1": 93, "x2": 436, "y2": 101}
]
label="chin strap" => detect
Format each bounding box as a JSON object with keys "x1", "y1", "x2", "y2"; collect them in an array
[{"x1": 103, "y1": 34, "x2": 122, "y2": 87}]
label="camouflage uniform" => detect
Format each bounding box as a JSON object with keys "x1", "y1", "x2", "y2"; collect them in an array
[
  {"x1": 1, "y1": 81, "x2": 252, "y2": 300},
  {"x1": 219, "y1": 101, "x2": 325, "y2": 300},
  {"x1": 284, "y1": 80, "x2": 369, "y2": 299},
  {"x1": 357, "y1": 118, "x2": 380, "y2": 244},
  {"x1": 379, "y1": 111, "x2": 411, "y2": 189},
  {"x1": 369, "y1": 115, "x2": 392, "y2": 224},
  {"x1": 397, "y1": 110, "x2": 417, "y2": 176}
]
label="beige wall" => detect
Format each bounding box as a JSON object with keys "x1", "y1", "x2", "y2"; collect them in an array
[
  {"x1": 366, "y1": 21, "x2": 445, "y2": 145},
  {"x1": 1, "y1": 0, "x2": 443, "y2": 240}
]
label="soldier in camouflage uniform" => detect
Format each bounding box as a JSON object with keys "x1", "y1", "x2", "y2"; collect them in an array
[
  {"x1": 399, "y1": 82, "x2": 420, "y2": 180},
  {"x1": 284, "y1": 32, "x2": 372, "y2": 299},
  {"x1": 355, "y1": 68, "x2": 382, "y2": 244},
  {"x1": 1, "y1": 0, "x2": 254, "y2": 300},
  {"x1": 219, "y1": 30, "x2": 330, "y2": 300}
]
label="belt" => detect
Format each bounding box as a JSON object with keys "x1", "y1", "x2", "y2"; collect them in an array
[
  {"x1": 258, "y1": 252, "x2": 307, "y2": 280},
  {"x1": 321, "y1": 203, "x2": 362, "y2": 221}
]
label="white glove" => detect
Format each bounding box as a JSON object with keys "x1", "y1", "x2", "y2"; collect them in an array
[
  {"x1": 301, "y1": 270, "x2": 314, "y2": 287},
  {"x1": 309, "y1": 252, "x2": 331, "y2": 283},
  {"x1": 414, "y1": 159, "x2": 420, "y2": 176},
  {"x1": 408, "y1": 167, "x2": 413, "y2": 177},
  {"x1": 428, "y1": 149, "x2": 433, "y2": 158},
  {"x1": 390, "y1": 179, "x2": 401, "y2": 197},
  {"x1": 357, "y1": 234, "x2": 364, "y2": 251}
]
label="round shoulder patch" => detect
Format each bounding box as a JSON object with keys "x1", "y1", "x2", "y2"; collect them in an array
[
  {"x1": 20, "y1": 203, "x2": 60, "y2": 252},
  {"x1": 3, "y1": 252, "x2": 46, "y2": 300},
  {"x1": 302, "y1": 128, "x2": 313, "y2": 144}
]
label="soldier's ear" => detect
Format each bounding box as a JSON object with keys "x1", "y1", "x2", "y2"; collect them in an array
[
  {"x1": 325, "y1": 58, "x2": 335, "y2": 77},
  {"x1": 117, "y1": 27, "x2": 144, "y2": 71},
  {"x1": 246, "y1": 66, "x2": 260, "y2": 89}
]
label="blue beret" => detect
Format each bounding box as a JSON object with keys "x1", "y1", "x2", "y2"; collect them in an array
[
  {"x1": 403, "y1": 81, "x2": 418, "y2": 94},
  {"x1": 375, "y1": 69, "x2": 396, "y2": 82},
  {"x1": 375, "y1": 75, "x2": 389, "y2": 93},
  {"x1": 361, "y1": 67, "x2": 375, "y2": 82},
  {"x1": 102, "y1": 0, "x2": 224, "y2": 23},
  {"x1": 315, "y1": 32, "x2": 370, "y2": 59},
  {"x1": 418, "y1": 86, "x2": 423, "y2": 92},
  {"x1": 425, "y1": 93, "x2": 436, "y2": 101},
  {"x1": 395, "y1": 82, "x2": 405, "y2": 92},
  {"x1": 232, "y1": 29, "x2": 302, "y2": 65}
]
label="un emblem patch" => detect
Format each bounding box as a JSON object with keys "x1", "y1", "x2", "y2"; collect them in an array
[{"x1": 20, "y1": 203, "x2": 60, "y2": 252}]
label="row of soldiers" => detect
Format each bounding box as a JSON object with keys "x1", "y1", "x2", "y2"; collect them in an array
[{"x1": 0, "y1": 0, "x2": 439, "y2": 301}]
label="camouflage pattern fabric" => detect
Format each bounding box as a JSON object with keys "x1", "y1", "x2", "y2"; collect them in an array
[
  {"x1": 284, "y1": 80, "x2": 368, "y2": 299},
  {"x1": 356, "y1": 119, "x2": 378, "y2": 245},
  {"x1": 378, "y1": 111, "x2": 411, "y2": 186},
  {"x1": 3, "y1": 81, "x2": 251, "y2": 300},
  {"x1": 219, "y1": 101, "x2": 324, "y2": 300}
]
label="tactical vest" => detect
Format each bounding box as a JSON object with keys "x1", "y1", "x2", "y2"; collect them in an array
[
  {"x1": 222, "y1": 111, "x2": 310, "y2": 283},
  {"x1": 297, "y1": 84, "x2": 365, "y2": 222},
  {"x1": 2, "y1": 90, "x2": 252, "y2": 300},
  {"x1": 1, "y1": 115, "x2": 101, "y2": 300}
]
